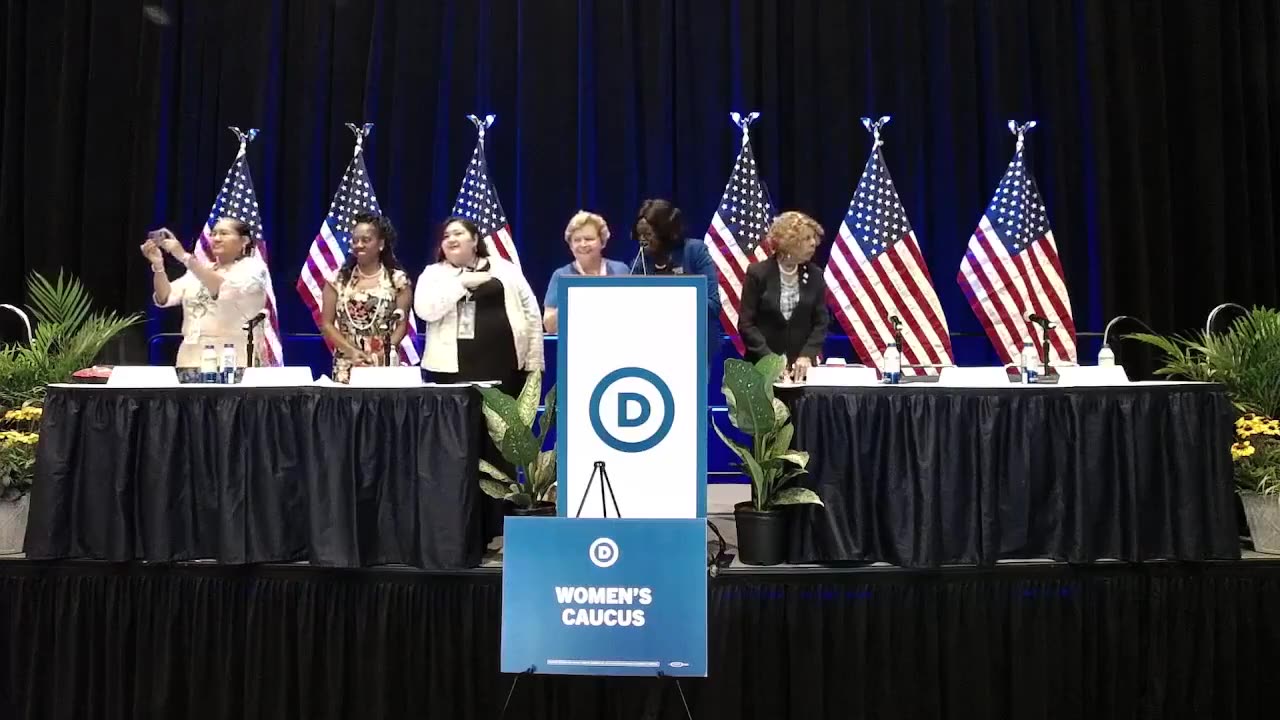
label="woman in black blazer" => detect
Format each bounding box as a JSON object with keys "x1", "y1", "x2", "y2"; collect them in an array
[{"x1": 738, "y1": 211, "x2": 829, "y2": 381}]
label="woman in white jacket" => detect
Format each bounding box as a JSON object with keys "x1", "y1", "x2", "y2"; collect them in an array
[{"x1": 414, "y1": 217, "x2": 544, "y2": 395}]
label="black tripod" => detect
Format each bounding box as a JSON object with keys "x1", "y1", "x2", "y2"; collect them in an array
[{"x1": 574, "y1": 460, "x2": 622, "y2": 518}]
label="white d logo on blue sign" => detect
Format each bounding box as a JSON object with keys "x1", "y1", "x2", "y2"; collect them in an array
[
  {"x1": 588, "y1": 367, "x2": 674, "y2": 453},
  {"x1": 588, "y1": 537, "x2": 619, "y2": 568}
]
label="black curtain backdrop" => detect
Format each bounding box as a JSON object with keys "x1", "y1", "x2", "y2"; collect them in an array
[
  {"x1": 3, "y1": 560, "x2": 1280, "y2": 719},
  {"x1": 3, "y1": 0, "x2": 1280, "y2": 366}
]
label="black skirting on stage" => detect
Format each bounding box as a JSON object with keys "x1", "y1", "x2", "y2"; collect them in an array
[
  {"x1": 22, "y1": 386, "x2": 486, "y2": 569},
  {"x1": 785, "y1": 384, "x2": 1241, "y2": 567},
  {"x1": 2, "y1": 558, "x2": 1278, "y2": 720}
]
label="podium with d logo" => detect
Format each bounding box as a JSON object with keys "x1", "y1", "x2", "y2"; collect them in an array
[
  {"x1": 499, "y1": 276, "x2": 709, "y2": 700},
  {"x1": 556, "y1": 275, "x2": 708, "y2": 519}
]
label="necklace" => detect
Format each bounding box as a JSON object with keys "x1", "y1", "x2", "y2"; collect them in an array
[
  {"x1": 355, "y1": 264, "x2": 382, "y2": 280},
  {"x1": 779, "y1": 261, "x2": 799, "y2": 278},
  {"x1": 573, "y1": 259, "x2": 606, "y2": 276},
  {"x1": 340, "y1": 272, "x2": 390, "y2": 332}
]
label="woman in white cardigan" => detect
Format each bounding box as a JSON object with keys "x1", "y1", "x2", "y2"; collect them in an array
[{"x1": 414, "y1": 217, "x2": 543, "y2": 395}]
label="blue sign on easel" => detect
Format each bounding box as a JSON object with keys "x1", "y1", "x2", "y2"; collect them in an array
[{"x1": 501, "y1": 517, "x2": 708, "y2": 677}]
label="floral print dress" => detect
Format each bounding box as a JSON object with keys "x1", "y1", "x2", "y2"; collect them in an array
[{"x1": 331, "y1": 268, "x2": 409, "y2": 384}]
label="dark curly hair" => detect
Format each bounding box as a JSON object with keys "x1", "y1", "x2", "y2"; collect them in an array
[
  {"x1": 337, "y1": 212, "x2": 405, "y2": 284},
  {"x1": 633, "y1": 199, "x2": 685, "y2": 253}
]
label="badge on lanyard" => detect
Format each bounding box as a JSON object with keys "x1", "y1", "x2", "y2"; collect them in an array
[{"x1": 457, "y1": 298, "x2": 477, "y2": 340}]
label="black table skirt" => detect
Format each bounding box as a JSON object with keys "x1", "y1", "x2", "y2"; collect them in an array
[
  {"x1": 784, "y1": 384, "x2": 1241, "y2": 567},
  {"x1": 23, "y1": 386, "x2": 486, "y2": 569}
]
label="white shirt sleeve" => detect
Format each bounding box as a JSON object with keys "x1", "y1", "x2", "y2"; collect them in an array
[
  {"x1": 413, "y1": 264, "x2": 470, "y2": 323},
  {"x1": 155, "y1": 272, "x2": 194, "y2": 308}
]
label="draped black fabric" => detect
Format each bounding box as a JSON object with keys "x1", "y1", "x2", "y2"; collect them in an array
[
  {"x1": 22, "y1": 386, "x2": 485, "y2": 569},
  {"x1": 5, "y1": 1, "x2": 1280, "y2": 370},
  {"x1": 2, "y1": 559, "x2": 1279, "y2": 719},
  {"x1": 786, "y1": 384, "x2": 1241, "y2": 567}
]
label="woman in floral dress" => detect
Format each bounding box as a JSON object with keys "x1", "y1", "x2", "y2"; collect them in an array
[{"x1": 320, "y1": 212, "x2": 413, "y2": 383}]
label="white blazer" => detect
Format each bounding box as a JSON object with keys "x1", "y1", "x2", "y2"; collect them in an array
[{"x1": 413, "y1": 258, "x2": 545, "y2": 374}]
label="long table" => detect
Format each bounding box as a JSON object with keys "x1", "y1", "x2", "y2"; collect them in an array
[
  {"x1": 782, "y1": 382, "x2": 1241, "y2": 567},
  {"x1": 23, "y1": 385, "x2": 487, "y2": 569}
]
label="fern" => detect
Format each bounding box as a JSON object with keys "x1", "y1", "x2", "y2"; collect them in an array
[
  {"x1": 1128, "y1": 308, "x2": 1280, "y2": 417},
  {"x1": 0, "y1": 272, "x2": 141, "y2": 408}
]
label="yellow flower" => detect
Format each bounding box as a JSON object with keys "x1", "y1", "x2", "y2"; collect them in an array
[
  {"x1": 1232, "y1": 441, "x2": 1257, "y2": 461},
  {"x1": 3, "y1": 405, "x2": 42, "y2": 423},
  {"x1": 0, "y1": 430, "x2": 38, "y2": 445}
]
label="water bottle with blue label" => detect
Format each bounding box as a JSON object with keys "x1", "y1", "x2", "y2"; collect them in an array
[
  {"x1": 1021, "y1": 341, "x2": 1039, "y2": 384},
  {"x1": 882, "y1": 342, "x2": 902, "y2": 385},
  {"x1": 220, "y1": 343, "x2": 238, "y2": 384},
  {"x1": 200, "y1": 344, "x2": 219, "y2": 384}
]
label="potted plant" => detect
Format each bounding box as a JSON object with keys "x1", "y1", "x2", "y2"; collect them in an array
[
  {"x1": 0, "y1": 271, "x2": 140, "y2": 554},
  {"x1": 712, "y1": 353, "x2": 823, "y2": 565},
  {"x1": 477, "y1": 370, "x2": 557, "y2": 517},
  {"x1": 1130, "y1": 307, "x2": 1280, "y2": 553}
]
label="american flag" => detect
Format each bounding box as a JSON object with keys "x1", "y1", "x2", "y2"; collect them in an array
[
  {"x1": 194, "y1": 128, "x2": 282, "y2": 366},
  {"x1": 296, "y1": 125, "x2": 420, "y2": 365},
  {"x1": 825, "y1": 120, "x2": 953, "y2": 374},
  {"x1": 957, "y1": 123, "x2": 1076, "y2": 365},
  {"x1": 452, "y1": 115, "x2": 519, "y2": 264},
  {"x1": 704, "y1": 113, "x2": 775, "y2": 355}
]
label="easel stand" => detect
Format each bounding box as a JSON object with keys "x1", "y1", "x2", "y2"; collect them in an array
[
  {"x1": 574, "y1": 460, "x2": 622, "y2": 518},
  {"x1": 498, "y1": 668, "x2": 693, "y2": 720}
]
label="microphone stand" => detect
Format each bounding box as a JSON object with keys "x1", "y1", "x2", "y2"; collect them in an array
[
  {"x1": 379, "y1": 320, "x2": 394, "y2": 366},
  {"x1": 1038, "y1": 320, "x2": 1052, "y2": 377},
  {"x1": 1206, "y1": 302, "x2": 1249, "y2": 336},
  {"x1": 889, "y1": 316, "x2": 904, "y2": 350},
  {"x1": 243, "y1": 312, "x2": 268, "y2": 368},
  {"x1": 1100, "y1": 315, "x2": 1158, "y2": 364}
]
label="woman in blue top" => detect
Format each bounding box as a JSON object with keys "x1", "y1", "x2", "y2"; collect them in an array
[{"x1": 543, "y1": 211, "x2": 630, "y2": 333}]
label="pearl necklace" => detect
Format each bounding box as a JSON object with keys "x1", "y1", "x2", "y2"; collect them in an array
[{"x1": 355, "y1": 264, "x2": 383, "y2": 280}]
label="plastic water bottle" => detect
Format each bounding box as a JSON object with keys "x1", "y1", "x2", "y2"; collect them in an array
[
  {"x1": 220, "y1": 343, "x2": 238, "y2": 384},
  {"x1": 200, "y1": 344, "x2": 219, "y2": 384},
  {"x1": 1021, "y1": 341, "x2": 1039, "y2": 384},
  {"x1": 1097, "y1": 344, "x2": 1116, "y2": 367},
  {"x1": 882, "y1": 342, "x2": 902, "y2": 385}
]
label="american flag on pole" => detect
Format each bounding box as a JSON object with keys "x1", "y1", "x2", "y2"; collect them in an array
[
  {"x1": 957, "y1": 121, "x2": 1076, "y2": 364},
  {"x1": 704, "y1": 112, "x2": 776, "y2": 355},
  {"x1": 824, "y1": 117, "x2": 953, "y2": 374},
  {"x1": 195, "y1": 127, "x2": 282, "y2": 366},
  {"x1": 451, "y1": 114, "x2": 519, "y2": 264},
  {"x1": 295, "y1": 123, "x2": 420, "y2": 365}
]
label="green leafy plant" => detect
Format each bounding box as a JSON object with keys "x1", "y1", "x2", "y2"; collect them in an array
[
  {"x1": 1128, "y1": 307, "x2": 1280, "y2": 417},
  {"x1": 476, "y1": 371, "x2": 557, "y2": 509},
  {"x1": 1232, "y1": 414, "x2": 1280, "y2": 496},
  {"x1": 0, "y1": 403, "x2": 40, "y2": 501},
  {"x1": 712, "y1": 353, "x2": 823, "y2": 511},
  {"x1": 0, "y1": 271, "x2": 141, "y2": 409}
]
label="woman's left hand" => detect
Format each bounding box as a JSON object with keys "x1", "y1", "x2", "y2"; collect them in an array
[
  {"x1": 791, "y1": 357, "x2": 813, "y2": 382},
  {"x1": 154, "y1": 229, "x2": 184, "y2": 257}
]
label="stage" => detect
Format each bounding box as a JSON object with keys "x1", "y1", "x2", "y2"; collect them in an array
[{"x1": 2, "y1": 550, "x2": 1278, "y2": 720}]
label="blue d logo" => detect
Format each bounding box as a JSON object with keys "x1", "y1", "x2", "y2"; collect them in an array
[{"x1": 589, "y1": 367, "x2": 674, "y2": 453}]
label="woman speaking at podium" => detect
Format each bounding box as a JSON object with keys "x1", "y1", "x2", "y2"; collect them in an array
[
  {"x1": 140, "y1": 218, "x2": 271, "y2": 368},
  {"x1": 414, "y1": 217, "x2": 543, "y2": 395},
  {"x1": 319, "y1": 212, "x2": 412, "y2": 384},
  {"x1": 542, "y1": 211, "x2": 630, "y2": 333},
  {"x1": 737, "y1": 211, "x2": 829, "y2": 381},
  {"x1": 629, "y1": 199, "x2": 723, "y2": 365}
]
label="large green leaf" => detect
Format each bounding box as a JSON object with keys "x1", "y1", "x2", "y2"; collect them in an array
[
  {"x1": 479, "y1": 478, "x2": 516, "y2": 500},
  {"x1": 754, "y1": 354, "x2": 787, "y2": 385},
  {"x1": 480, "y1": 387, "x2": 540, "y2": 467},
  {"x1": 770, "y1": 422, "x2": 794, "y2": 458},
  {"x1": 769, "y1": 487, "x2": 824, "y2": 508},
  {"x1": 775, "y1": 449, "x2": 809, "y2": 469},
  {"x1": 722, "y1": 358, "x2": 776, "y2": 435},
  {"x1": 478, "y1": 459, "x2": 513, "y2": 484},
  {"x1": 538, "y1": 384, "x2": 557, "y2": 441},
  {"x1": 528, "y1": 449, "x2": 557, "y2": 500},
  {"x1": 27, "y1": 271, "x2": 92, "y2": 331},
  {"x1": 711, "y1": 420, "x2": 756, "y2": 477},
  {"x1": 516, "y1": 370, "x2": 543, "y2": 428},
  {"x1": 772, "y1": 398, "x2": 790, "y2": 426}
]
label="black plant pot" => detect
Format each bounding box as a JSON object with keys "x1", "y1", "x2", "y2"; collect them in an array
[
  {"x1": 734, "y1": 502, "x2": 788, "y2": 566},
  {"x1": 508, "y1": 501, "x2": 556, "y2": 517}
]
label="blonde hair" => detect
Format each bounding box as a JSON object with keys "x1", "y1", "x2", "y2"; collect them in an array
[
  {"x1": 768, "y1": 211, "x2": 824, "y2": 258},
  {"x1": 564, "y1": 211, "x2": 611, "y2": 245}
]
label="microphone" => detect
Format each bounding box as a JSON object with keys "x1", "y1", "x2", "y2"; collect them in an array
[
  {"x1": 1027, "y1": 312, "x2": 1055, "y2": 329},
  {"x1": 1098, "y1": 314, "x2": 1157, "y2": 367},
  {"x1": 242, "y1": 309, "x2": 269, "y2": 332},
  {"x1": 1205, "y1": 302, "x2": 1249, "y2": 336}
]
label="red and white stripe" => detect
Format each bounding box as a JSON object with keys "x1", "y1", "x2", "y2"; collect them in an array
[
  {"x1": 704, "y1": 215, "x2": 772, "y2": 356},
  {"x1": 485, "y1": 225, "x2": 519, "y2": 266},
  {"x1": 958, "y1": 217, "x2": 1077, "y2": 365},
  {"x1": 824, "y1": 225, "x2": 953, "y2": 375}
]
